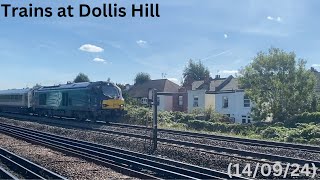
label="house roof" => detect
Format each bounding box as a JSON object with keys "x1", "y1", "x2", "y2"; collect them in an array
[
  {"x1": 128, "y1": 79, "x2": 181, "y2": 98},
  {"x1": 219, "y1": 78, "x2": 239, "y2": 91},
  {"x1": 191, "y1": 80, "x2": 204, "y2": 90},
  {"x1": 191, "y1": 75, "x2": 239, "y2": 92}
]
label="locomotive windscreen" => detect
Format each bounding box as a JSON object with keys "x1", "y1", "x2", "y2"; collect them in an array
[{"x1": 102, "y1": 85, "x2": 120, "y2": 98}]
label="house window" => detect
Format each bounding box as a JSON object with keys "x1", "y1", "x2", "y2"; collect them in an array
[
  {"x1": 222, "y1": 96, "x2": 228, "y2": 108},
  {"x1": 242, "y1": 115, "x2": 247, "y2": 124},
  {"x1": 248, "y1": 116, "x2": 251, "y2": 124},
  {"x1": 178, "y1": 95, "x2": 183, "y2": 106},
  {"x1": 193, "y1": 96, "x2": 199, "y2": 107},
  {"x1": 244, "y1": 95, "x2": 250, "y2": 107},
  {"x1": 141, "y1": 98, "x2": 148, "y2": 105}
]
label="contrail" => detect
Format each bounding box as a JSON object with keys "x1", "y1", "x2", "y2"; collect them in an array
[{"x1": 201, "y1": 49, "x2": 232, "y2": 61}]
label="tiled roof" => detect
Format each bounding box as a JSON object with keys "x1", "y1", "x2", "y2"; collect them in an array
[
  {"x1": 192, "y1": 75, "x2": 239, "y2": 92},
  {"x1": 128, "y1": 79, "x2": 181, "y2": 98}
]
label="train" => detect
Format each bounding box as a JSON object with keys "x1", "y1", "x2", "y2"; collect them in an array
[{"x1": 0, "y1": 81, "x2": 125, "y2": 122}]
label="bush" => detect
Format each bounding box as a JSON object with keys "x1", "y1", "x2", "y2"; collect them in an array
[
  {"x1": 261, "y1": 127, "x2": 281, "y2": 139},
  {"x1": 186, "y1": 120, "x2": 253, "y2": 135},
  {"x1": 286, "y1": 112, "x2": 320, "y2": 127}
]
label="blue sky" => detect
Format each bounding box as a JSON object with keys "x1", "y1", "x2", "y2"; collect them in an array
[{"x1": 1, "y1": 0, "x2": 320, "y2": 89}]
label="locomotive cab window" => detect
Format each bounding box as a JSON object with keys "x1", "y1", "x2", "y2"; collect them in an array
[{"x1": 102, "y1": 85, "x2": 119, "y2": 98}]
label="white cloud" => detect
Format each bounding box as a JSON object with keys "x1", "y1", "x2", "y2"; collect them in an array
[
  {"x1": 267, "y1": 16, "x2": 282, "y2": 22},
  {"x1": 312, "y1": 64, "x2": 320, "y2": 67},
  {"x1": 93, "y1": 57, "x2": 107, "y2": 64},
  {"x1": 79, "y1": 44, "x2": 104, "y2": 53},
  {"x1": 267, "y1": 16, "x2": 274, "y2": 20},
  {"x1": 136, "y1": 40, "x2": 148, "y2": 48},
  {"x1": 276, "y1": 17, "x2": 282, "y2": 22},
  {"x1": 221, "y1": 70, "x2": 239, "y2": 74},
  {"x1": 224, "y1": 34, "x2": 228, "y2": 39}
]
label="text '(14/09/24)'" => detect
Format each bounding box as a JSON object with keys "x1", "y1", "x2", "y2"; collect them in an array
[{"x1": 228, "y1": 163, "x2": 318, "y2": 179}]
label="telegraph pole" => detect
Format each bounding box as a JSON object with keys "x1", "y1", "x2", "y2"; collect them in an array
[{"x1": 152, "y1": 89, "x2": 158, "y2": 152}]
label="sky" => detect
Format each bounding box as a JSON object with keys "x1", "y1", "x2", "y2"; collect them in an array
[{"x1": 1, "y1": 0, "x2": 320, "y2": 89}]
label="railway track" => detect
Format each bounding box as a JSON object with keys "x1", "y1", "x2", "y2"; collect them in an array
[
  {"x1": 2, "y1": 112, "x2": 319, "y2": 154},
  {"x1": 0, "y1": 146, "x2": 65, "y2": 180},
  {"x1": 109, "y1": 122, "x2": 320, "y2": 154},
  {"x1": 1, "y1": 113, "x2": 319, "y2": 168},
  {"x1": 0, "y1": 122, "x2": 246, "y2": 179}
]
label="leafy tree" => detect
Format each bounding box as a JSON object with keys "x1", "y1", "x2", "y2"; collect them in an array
[
  {"x1": 73, "y1": 73, "x2": 90, "y2": 83},
  {"x1": 183, "y1": 59, "x2": 210, "y2": 87},
  {"x1": 134, "y1": 72, "x2": 151, "y2": 84},
  {"x1": 239, "y1": 48, "x2": 316, "y2": 122},
  {"x1": 32, "y1": 83, "x2": 42, "y2": 89}
]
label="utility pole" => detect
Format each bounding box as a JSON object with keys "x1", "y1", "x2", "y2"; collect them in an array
[{"x1": 152, "y1": 89, "x2": 158, "y2": 152}]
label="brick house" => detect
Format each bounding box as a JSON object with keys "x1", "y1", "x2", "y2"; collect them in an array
[{"x1": 127, "y1": 79, "x2": 188, "y2": 112}]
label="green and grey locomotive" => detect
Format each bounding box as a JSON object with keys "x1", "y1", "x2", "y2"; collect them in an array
[{"x1": 0, "y1": 81, "x2": 125, "y2": 122}]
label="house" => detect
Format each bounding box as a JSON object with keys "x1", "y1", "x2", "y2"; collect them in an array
[
  {"x1": 311, "y1": 67, "x2": 320, "y2": 93},
  {"x1": 157, "y1": 89, "x2": 188, "y2": 112},
  {"x1": 128, "y1": 79, "x2": 187, "y2": 111},
  {"x1": 188, "y1": 75, "x2": 253, "y2": 124}
]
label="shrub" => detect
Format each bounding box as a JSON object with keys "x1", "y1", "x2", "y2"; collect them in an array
[
  {"x1": 286, "y1": 112, "x2": 320, "y2": 127},
  {"x1": 261, "y1": 127, "x2": 281, "y2": 139}
]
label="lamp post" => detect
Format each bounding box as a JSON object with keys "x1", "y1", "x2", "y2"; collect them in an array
[{"x1": 152, "y1": 89, "x2": 158, "y2": 152}]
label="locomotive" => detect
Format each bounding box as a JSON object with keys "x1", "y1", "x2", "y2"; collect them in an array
[{"x1": 0, "y1": 81, "x2": 125, "y2": 122}]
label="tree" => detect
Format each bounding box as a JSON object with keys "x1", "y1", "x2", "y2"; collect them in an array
[
  {"x1": 134, "y1": 72, "x2": 151, "y2": 84},
  {"x1": 73, "y1": 73, "x2": 90, "y2": 83},
  {"x1": 32, "y1": 83, "x2": 42, "y2": 89},
  {"x1": 183, "y1": 59, "x2": 210, "y2": 87},
  {"x1": 239, "y1": 48, "x2": 316, "y2": 122}
]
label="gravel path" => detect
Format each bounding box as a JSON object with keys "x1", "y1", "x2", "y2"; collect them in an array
[{"x1": 0, "y1": 133, "x2": 132, "y2": 180}]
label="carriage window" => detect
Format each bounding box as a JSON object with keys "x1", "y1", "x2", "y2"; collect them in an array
[{"x1": 39, "y1": 94, "x2": 47, "y2": 105}]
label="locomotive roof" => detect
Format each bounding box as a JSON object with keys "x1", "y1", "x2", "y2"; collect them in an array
[
  {"x1": 36, "y1": 81, "x2": 115, "y2": 91},
  {"x1": 37, "y1": 82, "x2": 91, "y2": 91},
  {"x1": 0, "y1": 88, "x2": 31, "y2": 95}
]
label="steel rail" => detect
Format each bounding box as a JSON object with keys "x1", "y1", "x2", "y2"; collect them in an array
[
  {"x1": 0, "y1": 166, "x2": 18, "y2": 180},
  {"x1": 2, "y1": 112, "x2": 318, "y2": 154},
  {"x1": 0, "y1": 123, "x2": 245, "y2": 180},
  {"x1": 110, "y1": 122, "x2": 320, "y2": 153},
  {"x1": 84, "y1": 124, "x2": 320, "y2": 167},
  {"x1": 0, "y1": 147, "x2": 66, "y2": 179},
  {"x1": 1, "y1": 113, "x2": 319, "y2": 168}
]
